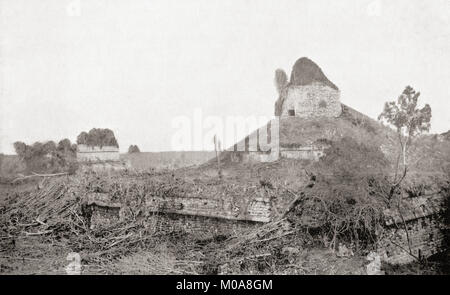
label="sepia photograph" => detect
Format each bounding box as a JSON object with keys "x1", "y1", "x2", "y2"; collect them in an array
[{"x1": 0, "y1": 0, "x2": 449, "y2": 282}]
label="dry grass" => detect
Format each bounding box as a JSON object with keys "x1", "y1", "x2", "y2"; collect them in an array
[
  {"x1": 121, "y1": 151, "x2": 215, "y2": 170},
  {"x1": 0, "y1": 155, "x2": 25, "y2": 183}
]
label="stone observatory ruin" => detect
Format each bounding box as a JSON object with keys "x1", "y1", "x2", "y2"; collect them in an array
[
  {"x1": 225, "y1": 57, "x2": 344, "y2": 163},
  {"x1": 274, "y1": 57, "x2": 342, "y2": 118}
]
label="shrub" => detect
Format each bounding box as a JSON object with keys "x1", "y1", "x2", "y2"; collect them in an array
[
  {"x1": 300, "y1": 137, "x2": 391, "y2": 249},
  {"x1": 316, "y1": 136, "x2": 389, "y2": 180},
  {"x1": 128, "y1": 145, "x2": 140, "y2": 154}
]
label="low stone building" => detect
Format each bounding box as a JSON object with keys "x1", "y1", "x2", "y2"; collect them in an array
[
  {"x1": 81, "y1": 191, "x2": 268, "y2": 237},
  {"x1": 77, "y1": 144, "x2": 121, "y2": 162},
  {"x1": 76, "y1": 144, "x2": 130, "y2": 172},
  {"x1": 279, "y1": 145, "x2": 325, "y2": 161}
]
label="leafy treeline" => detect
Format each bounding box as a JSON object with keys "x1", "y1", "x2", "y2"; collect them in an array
[
  {"x1": 76, "y1": 128, "x2": 119, "y2": 148},
  {"x1": 13, "y1": 139, "x2": 77, "y2": 174}
]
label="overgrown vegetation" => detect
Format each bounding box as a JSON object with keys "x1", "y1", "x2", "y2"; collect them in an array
[
  {"x1": 1, "y1": 143, "x2": 448, "y2": 274},
  {"x1": 0, "y1": 169, "x2": 368, "y2": 274},
  {"x1": 1, "y1": 86, "x2": 448, "y2": 274},
  {"x1": 290, "y1": 137, "x2": 390, "y2": 251}
]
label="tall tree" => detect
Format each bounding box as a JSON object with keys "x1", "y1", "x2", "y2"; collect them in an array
[
  {"x1": 76, "y1": 132, "x2": 88, "y2": 145},
  {"x1": 378, "y1": 86, "x2": 432, "y2": 185},
  {"x1": 14, "y1": 141, "x2": 28, "y2": 160},
  {"x1": 378, "y1": 86, "x2": 432, "y2": 257}
]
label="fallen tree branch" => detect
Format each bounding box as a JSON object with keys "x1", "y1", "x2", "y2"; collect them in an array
[
  {"x1": 12, "y1": 172, "x2": 68, "y2": 183},
  {"x1": 279, "y1": 190, "x2": 304, "y2": 220},
  {"x1": 22, "y1": 229, "x2": 54, "y2": 236},
  {"x1": 17, "y1": 222, "x2": 39, "y2": 227},
  {"x1": 252, "y1": 230, "x2": 295, "y2": 244},
  {"x1": 234, "y1": 253, "x2": 271, "y2": 262},
  {"x1": 35, "y1": 218, "x2": 47, "y2": 226}
]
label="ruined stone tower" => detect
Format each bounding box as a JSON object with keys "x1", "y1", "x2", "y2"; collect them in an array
[{"x1": 275, "y1": 57, "x2": 342, "y2": 118}]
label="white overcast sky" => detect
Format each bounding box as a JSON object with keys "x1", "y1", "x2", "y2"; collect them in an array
[{"x1": 1, "y1": 0, "x2": 449, "y2": 154}]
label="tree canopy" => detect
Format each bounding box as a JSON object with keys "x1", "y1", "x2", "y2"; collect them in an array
[
  {"x1": 378, "y1": 85, "x2": 432, "y2": 186},
  {"x1": 13, "y1": 139, "x2": 77, "y2": 173},
  {"x1": 378, "y1": 86, "x2": 431, "y2": 137},
  {"x1": 76, "y1": 128, "x2": 119, "y2": 148}
]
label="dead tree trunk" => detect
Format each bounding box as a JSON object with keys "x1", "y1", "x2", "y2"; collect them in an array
[{"x1": 214, "y1": 135, "x2": 222, "y2": 179}]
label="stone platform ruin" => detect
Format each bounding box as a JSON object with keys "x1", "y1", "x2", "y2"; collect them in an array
[
  {"x1": 82, "y1": 188, "x2": 447, "y2": 265},
  {"x1": 378, "y1": 195, "x2": 447, "y2": 264}
]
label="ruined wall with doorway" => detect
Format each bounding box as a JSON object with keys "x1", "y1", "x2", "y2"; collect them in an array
[{"x1": 280, "y1": 83, "x2": 341, "y2": 118}]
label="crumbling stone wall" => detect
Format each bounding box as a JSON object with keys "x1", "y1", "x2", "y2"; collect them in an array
[
  {"x1": 280, "y1": 146, "x2": 325, "y2": 161},
  {"x1": 82, "y1": 193, "x2": 122, "y2": 229},
  {"x1": 378, "y1": 216, "x2": 445, "y2": 264},
  {"x1": 280, "y1": 83, "x2": 341, "y2": 118},
  {"x1": 145, "y1": 195, "x2": 271, "y2": 223},
  {"x1": 82, "y1": 191, "x2": 447, "y2": 264},
  {"x1": 378, "y1": 196, "x2": 446, "y2": 264},
  {"x1": 79, "y1": 161, "x2": 130, "y2": 173},
  {"x1": 231, "y1": 151, "x2": 279, "y2": 163},
  {"x1": 82, "y1": 192, "x2": 262, "y2": 237},
  {"x1": 151, "y1": 213, "x2": 259, "y2": 239}
]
